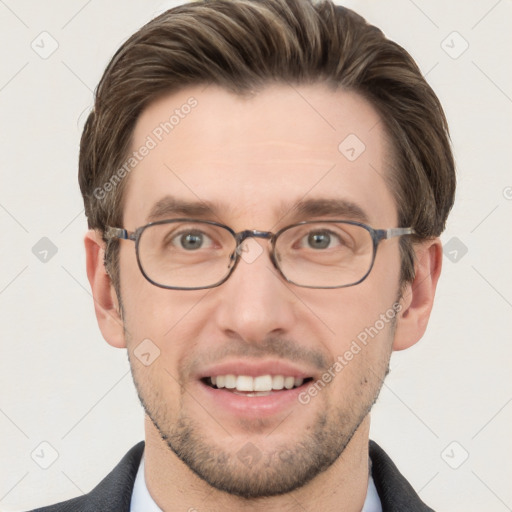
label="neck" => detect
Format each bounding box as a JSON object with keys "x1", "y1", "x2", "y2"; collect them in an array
[{"x1": 143, "y1": 415, "x2": 371, "y2": 512}]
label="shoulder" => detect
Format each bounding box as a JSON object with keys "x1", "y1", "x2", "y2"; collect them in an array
[
  {"x1": 24, "y1": 441, "x2": 145, "y2": 512},
  {"x1": 369, "y1": 440, "x2": 435, "y2": 512}
]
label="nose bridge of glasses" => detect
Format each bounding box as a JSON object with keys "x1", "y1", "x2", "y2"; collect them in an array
[
  {"x1": 236, "y1": 229, "x2": 273, "y2": 243},
  {"x1": 233, "y1": 229, "x2": 274, "y2": 257}
]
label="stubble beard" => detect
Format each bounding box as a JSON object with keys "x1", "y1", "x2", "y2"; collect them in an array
[{"x1": 126, "y1": 345, "x2": 392, "y2": 499}]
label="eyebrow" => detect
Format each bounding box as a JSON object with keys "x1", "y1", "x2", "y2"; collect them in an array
[
  {"x1": 287, "y1": 198, "x2": 370, "y2": 224},
  {"x1": 146, "y1": 195, "x2": 370, "y2": 225},
  {"x1": 147, "y1": 196, "x2": 223, "y2": 222}
]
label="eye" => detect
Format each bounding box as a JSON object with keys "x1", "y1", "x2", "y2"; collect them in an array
[
  {"x1": 301, "y1": 230, "x2": 342, "y2": 250},
  {"x1": 171, "y1": 230, "x2": 214, "y2": 250}
]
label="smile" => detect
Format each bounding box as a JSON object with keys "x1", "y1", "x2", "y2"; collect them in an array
[
  {"x1": 195, "y1": 360, "x2": 318, "y2": 417},
  {"x1": 204, "y1": 374, "x2": 312, "y2": 393}
]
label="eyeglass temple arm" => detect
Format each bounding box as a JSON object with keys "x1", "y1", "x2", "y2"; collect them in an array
[
  {"x1": 104, "y1": 226, "x2": 136, "y2": 241},
  {"x1": 380, "y1": 227, "x2": 416, "y2": 240}
]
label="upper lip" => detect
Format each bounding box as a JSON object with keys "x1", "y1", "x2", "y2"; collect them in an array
[{"x1": 196, "y1": 359, "x2": 317, "y2": 380}]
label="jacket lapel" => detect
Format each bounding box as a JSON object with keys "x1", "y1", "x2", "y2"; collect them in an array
[
  {"x1": 80, "y1": 441, "x2": 145, "y2": 512},
  {"x1": 370, "y1": 441, "x2": 434, "y2": 512}
]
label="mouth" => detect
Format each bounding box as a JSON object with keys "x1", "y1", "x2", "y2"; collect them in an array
[
  {"x1": 201, "y1": 374, "x2": 314, "y2": 396},
  {"x1": 194, "y1": 359, "x2": 319, "y2": 418}
]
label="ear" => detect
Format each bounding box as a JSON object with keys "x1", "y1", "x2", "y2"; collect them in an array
[
  {"x1": 393, "y1": 238, "x2": 442, "y2": 351},
  {"x1": 84, "y1": 230, "x2": 126, "y2": 348}
]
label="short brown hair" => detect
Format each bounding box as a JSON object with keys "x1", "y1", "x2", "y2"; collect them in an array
[{"x1": 79, "y1": 0, "x2": 455, "y2": 293}]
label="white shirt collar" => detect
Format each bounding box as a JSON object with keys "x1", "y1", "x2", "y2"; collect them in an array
[{"x1": 130, "y1": 452, "x2": 382, "y2": 512}]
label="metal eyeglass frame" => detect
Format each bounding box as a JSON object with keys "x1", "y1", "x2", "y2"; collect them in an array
[{"x1": 105, "y1": 219, "x2": 415, "y2": 290}]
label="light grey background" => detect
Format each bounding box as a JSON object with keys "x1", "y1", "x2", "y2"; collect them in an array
[{"x1": 1, "y1": 1, "x2": 511, "y2": 511}]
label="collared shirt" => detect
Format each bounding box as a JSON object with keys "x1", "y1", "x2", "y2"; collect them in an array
[{"x1": 130, "y1": 453, "x2": 382, "y2": 512}]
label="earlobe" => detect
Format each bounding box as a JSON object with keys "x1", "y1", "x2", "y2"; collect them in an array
[
  {"x1": 84, "y1": 230, "x2": 126, "y2": 349},
  {"x1": 393, "y1": 238, "x2": 443, "y2": 351}
]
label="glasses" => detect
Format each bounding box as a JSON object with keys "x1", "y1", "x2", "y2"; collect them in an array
[{"x1": 105, "y1": 219, "x2": 415, "y2": 290}]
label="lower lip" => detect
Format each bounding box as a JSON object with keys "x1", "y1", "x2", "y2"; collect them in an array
[{"x1": 196, "y1": 380, "x2": 309, "y2": 419}]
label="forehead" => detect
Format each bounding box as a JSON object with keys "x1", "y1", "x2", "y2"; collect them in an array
[{"x1": 123, "y1": 83, "x2": 397, "y2": 229}]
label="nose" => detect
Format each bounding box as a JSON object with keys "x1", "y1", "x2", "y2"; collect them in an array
[{"x1": 212, "y1": 237, "x2": 297, "y2": 344}]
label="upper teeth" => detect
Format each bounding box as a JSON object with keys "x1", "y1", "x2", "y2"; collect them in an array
[{"x1": 210, "y1": 375, "x2": 304, "y2": 392}]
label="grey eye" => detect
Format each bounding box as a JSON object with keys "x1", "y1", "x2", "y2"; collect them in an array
[
  {"x1": 180, "y1": 232, "x2": 204, "y2": 250},
  {"x1": 307, "y1": 232, "x2": 332, "y2": 249}
]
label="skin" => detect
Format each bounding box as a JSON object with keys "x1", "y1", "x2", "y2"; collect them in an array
[{"x1": 85, "y1": 83, "x2": 442, "y2": 511}]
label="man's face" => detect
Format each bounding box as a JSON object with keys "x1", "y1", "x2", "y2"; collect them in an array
[{"x1": 119, "y1": 84, "x2": 402, "y2": 497}]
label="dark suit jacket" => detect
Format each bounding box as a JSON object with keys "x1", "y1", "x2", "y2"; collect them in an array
[{"x1": 26, "y1": 440, "x2": 434, "y2": 512}]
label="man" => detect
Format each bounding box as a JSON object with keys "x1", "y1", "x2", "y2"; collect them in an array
[{"x1": 28, "y1": 0, "x2": 455, "y2": 510}]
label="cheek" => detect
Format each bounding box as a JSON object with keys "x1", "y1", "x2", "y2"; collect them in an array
[
  {"x1": 128, "y1": 350, "x2": 184, "y2": 427},
  {"x1": 303, "y1": 282, "x2": 399, "y2": 353},
  {"x1": 320, "y1": 312, "x2": 395, "y2": 413},
  {"x1": 123, "y1": 301, "x2": 198, "y2": 416},
  {"x1": 299, "y1": 243, "x2": 400, "y2": 374},
  {"x1": 119, "y1": 243, "x2": 210, "y2": 381},
  {"x1": 118, "y1": 245, "x2": 190, "y2": 341}
]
